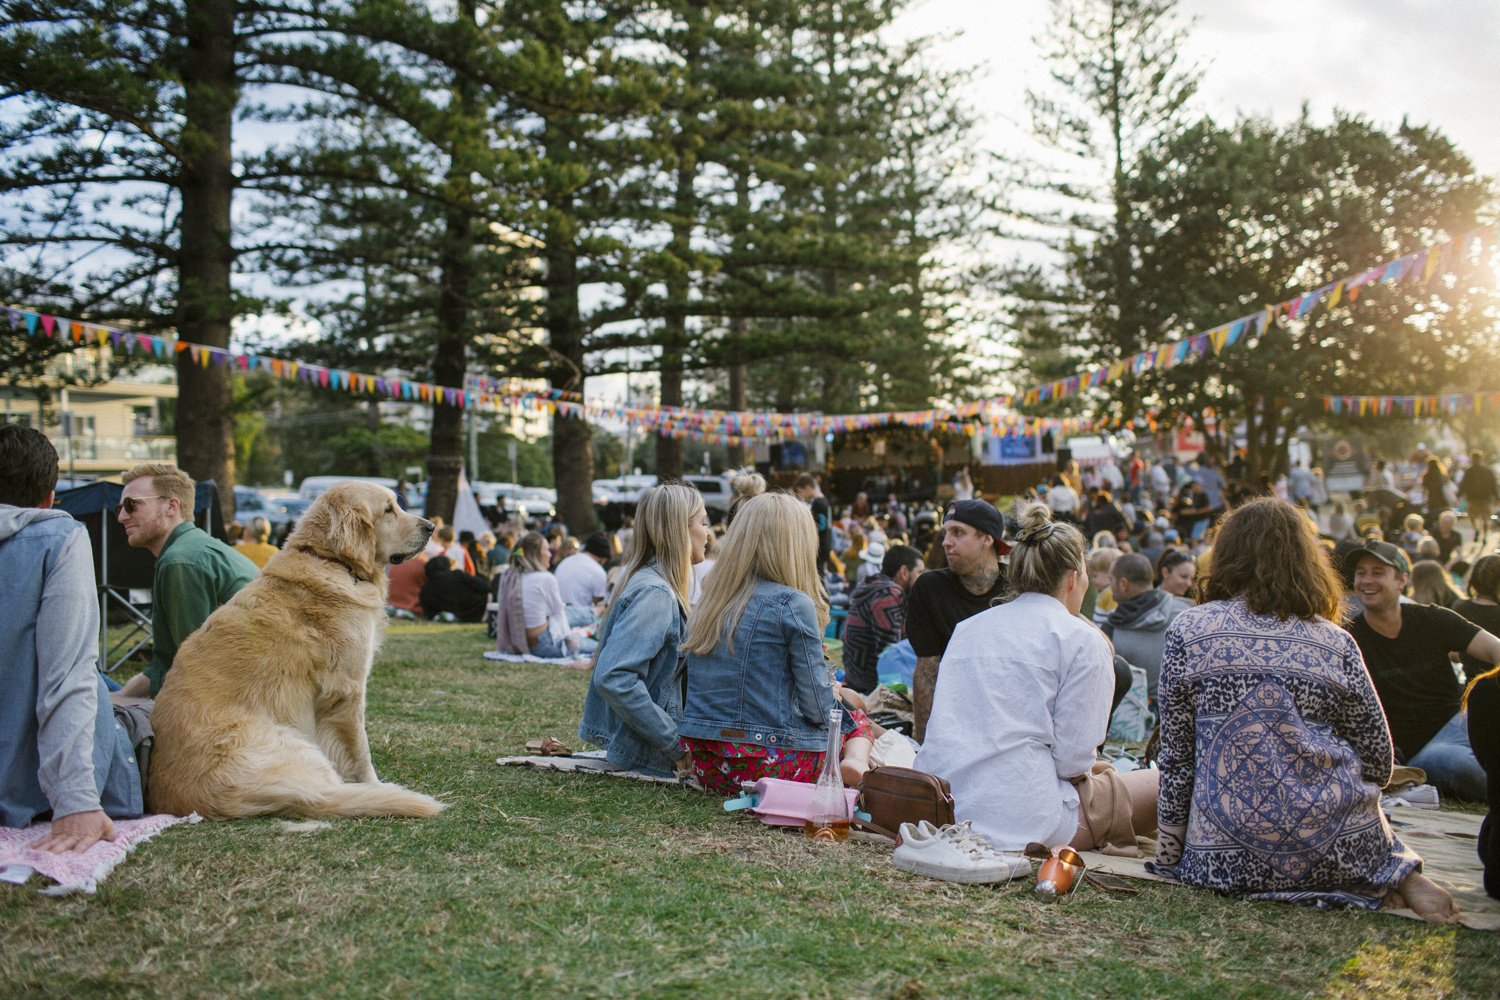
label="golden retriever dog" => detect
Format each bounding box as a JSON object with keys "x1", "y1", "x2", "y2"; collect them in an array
[{"x1": 148, "y1": 482, "x2": 445, "y2": 820}]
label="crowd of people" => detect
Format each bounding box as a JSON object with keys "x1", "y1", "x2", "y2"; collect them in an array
[
  {"x1": 5, "y1": 419, "x2": 1498, "y2": 923},
  {"x1": 569, "y1": 454, "x2": 1500, "y2": 921}
]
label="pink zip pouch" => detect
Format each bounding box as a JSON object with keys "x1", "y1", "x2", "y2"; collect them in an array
[{"x1": 722, "y1": 777, "x2": 861, "y2": 827}]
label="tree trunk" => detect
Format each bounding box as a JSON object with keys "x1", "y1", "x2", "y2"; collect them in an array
[
  {"x1": 175, "y1": 0, "x2": 238, "y2": 522},
  {"x1": 543, "y1": 133, "x2": 595, "y2": 535},
  {"x1": 424, "y1": 0, "x2": 481, "y2": 524},
  {"x1": 726, "y1": 356, "x2": 748, "y2": 467}
]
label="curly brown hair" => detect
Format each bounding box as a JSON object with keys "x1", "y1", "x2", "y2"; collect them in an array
[{"x1": 1202, "y1": 498, "x2": 1343, "y2": 621}]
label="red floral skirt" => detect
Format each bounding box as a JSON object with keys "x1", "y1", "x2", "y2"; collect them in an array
[{"x1": 682, "y1": 710, "x2": 874, "y2": 797}]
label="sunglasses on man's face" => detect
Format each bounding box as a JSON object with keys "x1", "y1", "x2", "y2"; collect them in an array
[{"x1": 119, "y1": 495, "x2": 170, "y2": 515}]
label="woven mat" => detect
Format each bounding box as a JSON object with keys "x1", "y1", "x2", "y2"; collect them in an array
[
  {"x1": 496, "y1": 751, "x2": 702, "y2": 789},
  {"x1": 482, "y1": 651, "x2": 592, "y2": 669},
  {"x1": 1077, "y1": 808, "x2": 1498, "y2": 931}
]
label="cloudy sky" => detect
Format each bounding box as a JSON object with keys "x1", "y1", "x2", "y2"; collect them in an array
[{"x1": 900, "y1": 0, "x2": 1500, "y2": 176}]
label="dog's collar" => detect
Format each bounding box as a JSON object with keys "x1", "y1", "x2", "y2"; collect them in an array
[{"x1": 292, "y1": 544, "x2": 368, "y2": 583}]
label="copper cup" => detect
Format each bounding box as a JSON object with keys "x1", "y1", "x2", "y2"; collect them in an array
[{"x1": 1034, "y1": 846, "x2": 1085, "y2": 900}]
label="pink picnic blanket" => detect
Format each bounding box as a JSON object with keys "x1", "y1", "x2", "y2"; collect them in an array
[{"x1": 0, "y1": 813, "x2": 198, "y2": 896}]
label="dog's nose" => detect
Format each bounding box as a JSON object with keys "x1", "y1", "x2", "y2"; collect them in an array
[{"x1": 419, "y1": 519, "x2": 435, "y2": 535}]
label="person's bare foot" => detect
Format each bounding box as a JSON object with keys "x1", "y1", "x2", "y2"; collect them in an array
[{"x1": 1388, "y1": 872, "x2": 1460, "y2": 924}]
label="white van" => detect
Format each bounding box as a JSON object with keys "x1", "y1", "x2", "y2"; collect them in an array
[{"x1": 297, "y1": 475, "x2": 400, "y2": 500}]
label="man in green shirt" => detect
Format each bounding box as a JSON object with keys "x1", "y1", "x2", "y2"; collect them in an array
[{"x1": 115, "y1": 463, "x2": 257, "y2": 697}]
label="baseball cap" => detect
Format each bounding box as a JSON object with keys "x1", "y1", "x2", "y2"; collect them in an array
[
  {"x1": 943, "y1": 499, "x2": 1011, "y2": 555},
  {"x1": 1344, "y1": 540, "x2": 1410, "y2": 575}
]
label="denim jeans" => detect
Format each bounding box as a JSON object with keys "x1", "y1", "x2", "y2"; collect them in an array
[
  {"x1": 564, "y1": 603, "x2": 595, "y2": 628},
  {"x1": 532, "y1": 630, "x2": 596, "y2": 659},
  {"x1": 1409, "y1": 711, "x2": 1488, "y2": 802}
]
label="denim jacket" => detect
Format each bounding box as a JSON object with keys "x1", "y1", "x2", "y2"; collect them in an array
[
  {"x1": 679, "y1": 580, "x2": 839, "y2": 752},
  {"x1": 577, "y1": 564, "x2": 686, "y2": 774}
]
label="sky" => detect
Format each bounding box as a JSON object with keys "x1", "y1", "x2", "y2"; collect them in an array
[{"x1": 898, "y1": 0, "x2": 1500, "y2": 176}]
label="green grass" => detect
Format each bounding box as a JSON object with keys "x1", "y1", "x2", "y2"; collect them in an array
[{"x1": 5, "y1": 623, "x2": 1499, "y2": 998}]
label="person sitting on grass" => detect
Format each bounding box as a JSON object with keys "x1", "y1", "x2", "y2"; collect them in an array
[
  {"x1": 418, "y1": 555, "x2": 490, "y2": 623},
  {"x1": 1464, "y1": 660, "x2": 1500, "y2": 899},
  {"x1": 578, "y1": 484, "x2": 709, "y2": 776},
  {"x1": 1, "y1": 424, "x2": 142, "y2": 852},
  {"x1": 1150, "y1": 498, "x2": 1457, "y2": 922},
  {"x1": 494, "y1": 532, "x2": 580, "y2": 659},
  {"x1": 679, "y1": 492, "x2": 875, "y2": 794},
  {"x1": 916, "y1": 500, "x2": 1158, "y2": 854}
]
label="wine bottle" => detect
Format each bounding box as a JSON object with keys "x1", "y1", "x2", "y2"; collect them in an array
[{"x1": 803, "y1": 708, "x2": 850, "y2": 843}]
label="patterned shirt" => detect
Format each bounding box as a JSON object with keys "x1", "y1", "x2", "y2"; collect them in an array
[
  {"x1": 841, "y1": 574, "x2": 906, "y2": 694},
  {"x1": 1151, "y1": 599, "x2": 1417, "y2": 903}
]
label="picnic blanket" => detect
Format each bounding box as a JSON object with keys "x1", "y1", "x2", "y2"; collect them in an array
[
  {"x1": 483, "y1": 650, "x2": 592, "y2": 669},
  {"x1": 1078, "y1": 808, "x2": 1499, "y2": 931},
  {"x1": 0, "y1": 813, "x2": 199, "y2": 896},
  {"x1": 497, "y1": 750, "x2": 707, "y2": 789}
]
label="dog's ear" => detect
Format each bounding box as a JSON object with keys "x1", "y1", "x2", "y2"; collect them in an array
[{"x1": 325, "y1": 501, "x2": 379, "y2": 581}]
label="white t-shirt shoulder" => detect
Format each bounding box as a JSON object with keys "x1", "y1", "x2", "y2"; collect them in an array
[
  {"x1": 554, "y1": 552, "x2": 607, "y2": 607},
  {"x1": 521, "y1": 570, "x2": 568, "y2": 641}
]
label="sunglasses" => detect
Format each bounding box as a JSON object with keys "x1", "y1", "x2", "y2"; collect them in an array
[{"x1": 119, "y1": 495, "x2": 171, "y2": 515}]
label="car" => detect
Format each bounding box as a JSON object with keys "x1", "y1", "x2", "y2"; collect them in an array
[
  {"x1": 297, "y1": 475, "x2": 399, "y2": 500},
  {"x1": 512, "y1": 487, "x2": 557, "y2": 523},
  {"x1": 683, "y1": 475, "x2": 733, "y2": 516},
  {"x1": 615, "y1": 474, "x2": 658, "y2": 505},
  {"x1": 233, "y1": 486, "x2": 308, "y2": 529},
  {"x1": 592, "y1": 479, "x2": 627, "y2": 505}
]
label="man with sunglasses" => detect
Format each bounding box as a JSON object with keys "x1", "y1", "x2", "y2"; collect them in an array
[
  {"x1": 1, "y1": 424, "x2": 142, "y2": 852},
  {"x1": 115, "y1": 463, "x2": 257, "y2": 698}
]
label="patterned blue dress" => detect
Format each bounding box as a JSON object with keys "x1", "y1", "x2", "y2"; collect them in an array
[{"x1": 1147, "y1": 598, "x2": 1421, "y2": 909}]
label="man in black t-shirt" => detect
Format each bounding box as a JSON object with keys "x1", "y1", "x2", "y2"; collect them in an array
[
  {"x1": 907, "y1": 499, "x2": 1010, "y2": 741},
  {"x1": 1346, "y1": 540, "x2": 1500, "y2": 800},
  {"x1": 793, "y1": 473, "x2": 833, "y2": 574}
]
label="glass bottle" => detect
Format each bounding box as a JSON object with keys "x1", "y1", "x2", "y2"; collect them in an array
[{"x1": 803, "y1": 708, "x2": 850, "y2": 843}]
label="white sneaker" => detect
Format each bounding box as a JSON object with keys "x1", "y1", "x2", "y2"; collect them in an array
[
  {"x1": 1383, "y1": 784, "x2": 1441, "y2": 810},
  {"x1": 892, "y1": 820, "x2": 1032, "y2": 884}
]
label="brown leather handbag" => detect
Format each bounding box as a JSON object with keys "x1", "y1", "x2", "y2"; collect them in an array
[{"x1": 856, "y1": 766, "x2": 955, "y2": 840}]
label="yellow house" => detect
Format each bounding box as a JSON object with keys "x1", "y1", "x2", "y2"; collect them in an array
[{"x1": 1, "y1": 349, "x2": 176, "y2": 480}]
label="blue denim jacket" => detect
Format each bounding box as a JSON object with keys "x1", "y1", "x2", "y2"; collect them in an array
[
  {"x1": 680, "y1": 580, "x2": 838, "y2": 752},
  {"x1": 577, "y1": 564, "x2": 686, "y2": 775}
]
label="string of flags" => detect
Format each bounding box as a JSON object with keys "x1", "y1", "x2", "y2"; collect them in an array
[
  {"x1": 6, "y1": 221, "x2": 1495, "y2": 444},
  {"x1": 1323, "y1": 392, "x2": 1500, "y2": 418}
]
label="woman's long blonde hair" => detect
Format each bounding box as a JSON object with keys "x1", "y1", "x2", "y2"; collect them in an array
[
  {"x1": 683, "y1": 492, "x2": 829, "y2": 655},
  {"x1": 609, "y1": 482, "x2": 702, "y2": 616}
]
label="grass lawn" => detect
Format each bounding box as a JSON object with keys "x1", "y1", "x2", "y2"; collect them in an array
[{"x1": 5, "y1": 623, "x2": 1499, "y2": 998}]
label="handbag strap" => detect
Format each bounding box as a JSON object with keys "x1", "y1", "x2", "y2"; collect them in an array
[{"x1": 851, "y1": 816, "x2": 898, "y2": 841}]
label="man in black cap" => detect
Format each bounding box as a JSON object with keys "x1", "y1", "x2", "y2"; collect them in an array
[
  {"x1": 1346, "y1": 539, "x2": 1500, "y2": 800},
  {"x1": 907, "y1": 499, "x2": 1010, "y2": 741},
  {"x1": 555, "y1": 531, "x2": 613, "y2": 624}
]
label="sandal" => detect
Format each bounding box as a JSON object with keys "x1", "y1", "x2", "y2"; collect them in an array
[{"x1": 525, "y1": 737, "x2": 573, "y2": 756}]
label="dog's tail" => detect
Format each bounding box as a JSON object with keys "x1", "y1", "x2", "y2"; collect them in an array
[{"x1": 295, "y1": 781, "x2": 446, "y2": 819}]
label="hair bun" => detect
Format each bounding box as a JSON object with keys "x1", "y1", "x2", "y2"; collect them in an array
[
  {"x1": 729, "y1": 469, "x2": 766, "y2": 500},
  {"x1": 1012, "y1": 499, "x2": 1054, "y2": 542}
]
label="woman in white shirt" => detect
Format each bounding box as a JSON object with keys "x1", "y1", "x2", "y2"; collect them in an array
[
  {"x1": 495, "y1": 532, "x2": 576, "y2": 658},
  {"x1": 916, "y1": 500, "x2": 1159, "y2": 853}
]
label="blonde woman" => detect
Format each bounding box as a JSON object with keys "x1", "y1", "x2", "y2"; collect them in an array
[
  {"x1": 916, "y1": 500, "x2": 1157, "y2": 853},
  {"x1": 493, "y1": 533, "x2": 575, "y2": 658},
  {"x1": 679, "y1": 492, "x2": 875, "y2": 794},
  {"x1": 578, "y1": 484, "x2": 710, "y2": 775}
]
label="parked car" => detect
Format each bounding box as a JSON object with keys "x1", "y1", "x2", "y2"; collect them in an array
[
  {"x1": 592, "y1": 479, "x2": 627, "y2": 505},
  {"x1": 234, "y1": 486, "x2": 313, "y2": 529},
  {"x1": 297, "y1": 475, "x2": 399, "y2": 500},
  {"x1": 683, "y1": 475, "x2": 733, "y2": 518}
]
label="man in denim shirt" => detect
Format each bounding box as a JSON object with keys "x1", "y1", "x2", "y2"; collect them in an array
[{"x1": 1, "y1": 425, "x2": 142, "y2": 851}]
